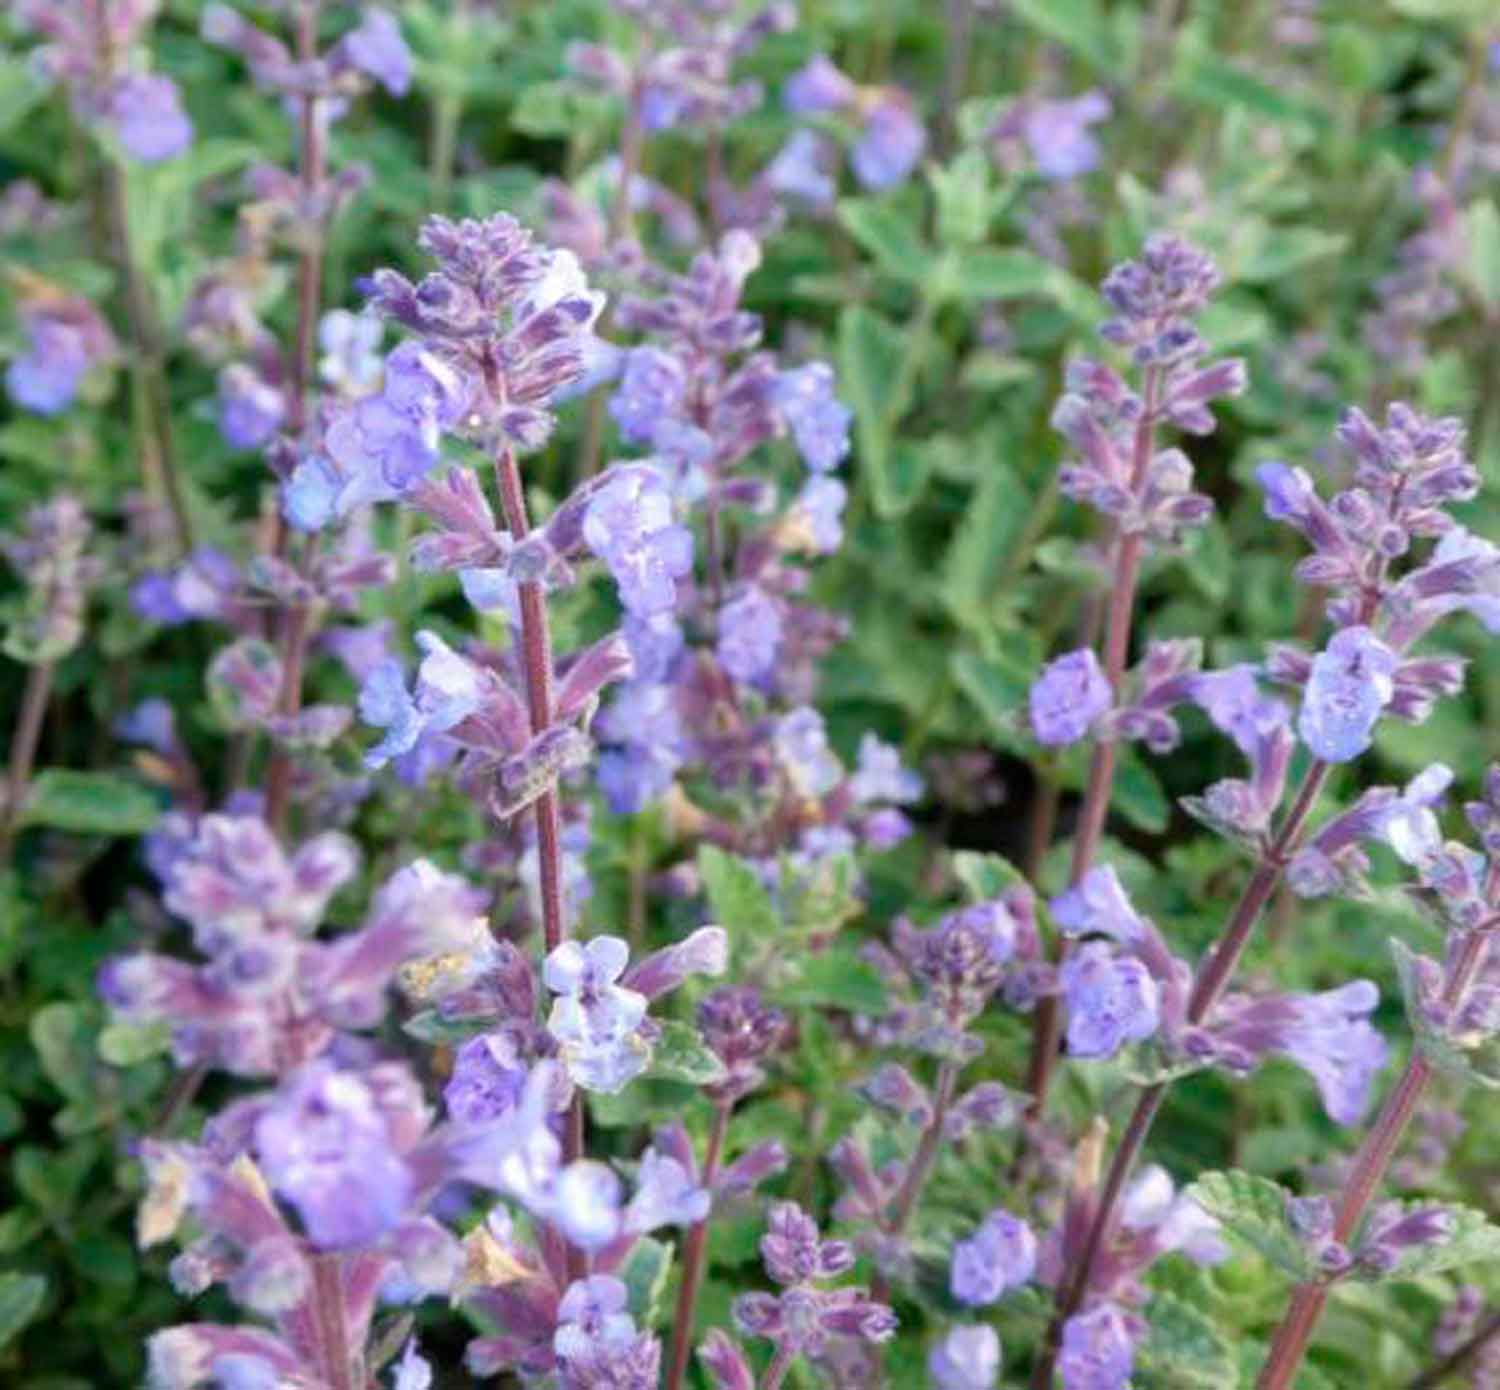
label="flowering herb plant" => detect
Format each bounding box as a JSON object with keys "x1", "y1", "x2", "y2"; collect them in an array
[{"x1": 5, "y1": 4, "x2": 1500, "y2": 1390}]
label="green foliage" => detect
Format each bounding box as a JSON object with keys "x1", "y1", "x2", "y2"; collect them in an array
[
  {"x1": 18, "y1": 771, "x2": 161, "y2": 836},
  {"x1": 1186, "y1": 1172, "x2": 1316, "y2": 1281}
]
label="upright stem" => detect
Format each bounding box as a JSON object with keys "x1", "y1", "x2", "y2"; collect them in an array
[
  {"x1": 937, "y1": 0, "x2": 974, "y2": 157},
  {"x1": 427, "y1": 0, "x2": 470, "y2": 206},
  {"x1": 1025, "y1": 369, "x2": 1161, "y2": 1114},
  {"x1": 1411, "y1": 1308, "x2": 1500, "y2": 1390},
  {"x1": 1032, "y1": 757, "x2": 1331, "y2": 1388},
  {"x1": 492, "y1": 445, "x2": 583, "y2": 1237},
  {"x1": 261, "y1": 2, "x2": 328, "y2": 833},
  {"x1": 664, "y1": 1102, "x2": 733, "y2": 1390},
  {"x1": 263, "y1": 599, "x2": 313, "y2": 834},
  {"x1": 575, "y1": 80, "x2": 645, "y2": 481},
  {"x1": 101, "y1": 159, "x2": 193, "y2": 557},
  {"x1": 1257, "y1": 925, "x2": 1495, "y2": 1390},
  {"x1": 311, "y1": 1253, "x2": 358, "y2": 1390},
  {"x1": 870, "y1": 1060, "x2": 960, "y2": 1305},
  {"x1": 0, "y1": 662, "x2": 54, "y2": 862},
  {"x1": 762, "y1": 1345, "x2": 796, "y2": 1390}
]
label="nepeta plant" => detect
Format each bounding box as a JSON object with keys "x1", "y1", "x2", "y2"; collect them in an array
[{"x1": 10, "y1": 5, "x2": 1500, "y2": 1390}]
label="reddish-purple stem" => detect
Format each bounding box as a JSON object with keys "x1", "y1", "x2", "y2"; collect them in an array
[
  {"x1": 664, "y1": 1102, "x2": 733, "y2": 1390},
  {"x1": 1032, "y1": 758, "x2": 1332, "y2": 1388},
  {"x1": 0, "y1": 661, "x2": 54, "y2": 862},
  {"x1": 1025, "y1": 368, "x2": 1161, "y2": 1113},
  {"x1": 492, "y1": 445, "x2": 585, "y2": 1285},
  {"x1": 1257, "y1": 924, "x2": 1495, "y2": 1390},
  {"x1": 262, "y1": 1, "x2": 328, "y2": 833}
]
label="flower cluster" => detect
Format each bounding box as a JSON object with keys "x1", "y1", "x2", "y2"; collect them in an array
[{"x1": 15, "y1": 0, "x2": 193, "y2": 163}]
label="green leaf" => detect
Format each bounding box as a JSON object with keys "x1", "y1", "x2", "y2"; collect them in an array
[
  {"x1": 1135, "y1": 1293, "x2": 1238, "y2": 1390},
  {"x1": 619, "y1": 1237, "x2": 673, "y2": 1326},
  {"x1": 951, "y1": 851, "x2": 1026, "y2": 903},
  {"x1": 402, "y1": 1010, "x2": 492, "y2": 1046},
  {"x1": 1361, "y1": 1202, "x2": 1500, "y2": 1281},
  {"x1": 776, "y1": 946, "x2": 887, "y2": 1015},
  {"x1": 1185, "y1": 1171, "x2": 1315, "y2": 1280},
  {"x1": 838, "y1": 304, "x2": 916, "y2": 518},
  {"x1": 1237, "y1": 228, "x2": 1349, "y2": 284},
  {"x1": 30, "y1": 1002, "x2": 96, "y2": 1103},
  {"x1": 647, "y1": 1021, "x2": 728, "y2": 1086},
  {"x1": 97, "y1": 1020, "x2": 172, "y2": 1067},
  {"x1": 949, "y1": 650, "x2": 1028, "y2": 753},
  {"x1": 1004, "y1": 0, "x2": 1112, "y2": 71},
  {"x1": 930, "y1": 150, "x2": 992, "y2": 248},
  {"x1": 944, "y1": 248, "x2": 1058, "y2": 302},
  {"x1": 698, "y1": 845, "x2": 780, "y2": 942},
  {"x1": 510, "y1": 80, "x2": 609, "y2": 137},
  {"x1": 1464, "y1": 200, "x2": 1500, "y2": 315},
  {"x1": 19, "y1": 770, "x2": 161, "y2": 836},
  {"x1": 1112, "y1": 749, "x2": 1170, "y2": 834},
  {"x1": 1391, "y1": 939, "x2": 1500, "y2": 1089},
  {"x1": 837, "y1": 199, "x2": 929, "y2": 281},
  {"x1": 69, "y1": 1231, "x2": 136, "y2": 1288},
  {"x1": 0, "y1": 1272, "x2": 46, "y2": 1350},
  {"x1": 1174, "y1": 53, "x2": 1328, "y2": 132},
  {"x1": 940, "y1": 462, "x2": 1032, "y2": 627},
  {"x1": 876, "y1": 440, "x2": 934, "y2": 519}
]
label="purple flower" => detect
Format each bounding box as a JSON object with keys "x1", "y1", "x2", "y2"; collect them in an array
[
  {"x1": 254, "y1": 1064, "x2": 412, "y2": 1249},
  {"x1": 774, "y1": 707, "x2": 843, "y2": 797},
  {"x1": 359, "y1": 630, "x2": 481, "y2": 769},
  {"x1": 765, "y1": 130, "x2": 838, "y2": 207},
  {"x1": 319, "y1": 308, "x2": 383, "y2": 394},
  {"x1": 555, "y1": 1276, "x2": 636, "y2": 1364},
  {"x1": 104, "y1": 74, "x2": 194, "y2": 163},
  {"x1": 1059, "y1": 943, "x2": 1160, "y2": 1058},
  {"x1": 550, "y1": 1160, "x2": 624, "y2": 1252},
  {"x1": 6, "y1": 302, "x2": 113, "y2": 415},
  {"x1": 307, "y1": 343, "x2": 471, "y2": 524},
  {"x1": 849, "y1": 733, "x2": 923, "y2": 806},
  {"x1": 1119, "y1": 1166, "x2": 1228, "y2": 1264},
  {"x1": 1273, "y1": 982, "x2": 1389, "y2": 1125},
  {"x1": 717, "y1": 586, "x2": 783, "y2": 684},
  {"x1": 340, "y1": 8, "x2": 412, "y2": 96},
  {"x1": 775, "y1": 362, "x2": 851, "y2": 473},
  {"x1": 624, "y1": 1140, "x2": 711, "y2": 1233},
  {"x1": 217, "y1": 364, "x2": 285, "y2": 451},
  {"x1": 1189, "y1": 664, "x2": 1288, "y2": 756},
  {"x1": 950, "y1": 1209, "x2": 1037, "y2": 1306},
  {"x1": 610, "y1": 347, "x2": 688, "y2": 445},
  {"x1": 392, "y1": 1340, "x2": 432, "y2": 1390},
  {"x1": 1058, "y1": 1304, "x2": 1137, "y2": 1390},
  {"x1": 852, "y1": 96, "x2": 926, "y2": 191},
  {"x1": 1031, "y1": 648, "x2": 1113, "y2": 746},
  {"x1": 544, "y1": 936, "x2": 651, "y2": 1093},
  {"x1": 1022, "y1": 92, "x2": 1111, "y2": 180},
  {"x1": 929, "y1": 1325, "x2": 1001, "y2": 1390},
  {"x1": 1298, "y1": 626, "x2": 1397, "y2": 762},
  {"x1": 788, "y1": 475, "x2": 848, "y2": 554},
  {"x1": 582, "y1": 471, "x2": 694, "y2": 617},
  {"x1": 444, "y1": 1033, "x2": 528, "y2": 1123},
  {"x1": 784, "y1": 55, "x2": 857, "y2": 115}
]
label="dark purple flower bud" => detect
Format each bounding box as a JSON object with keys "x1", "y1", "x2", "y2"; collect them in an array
[{"x1": 698, "y1": 1330, "x2": 755, "y2": 1390}]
